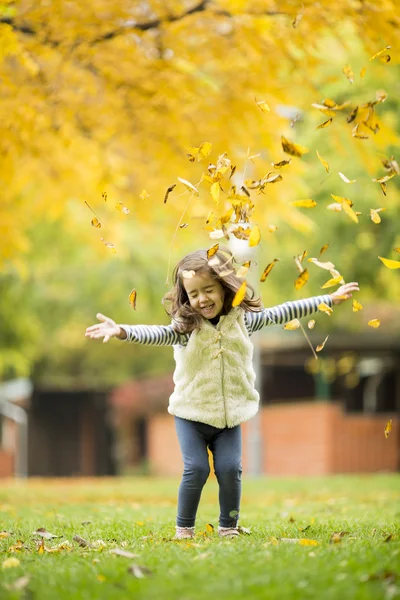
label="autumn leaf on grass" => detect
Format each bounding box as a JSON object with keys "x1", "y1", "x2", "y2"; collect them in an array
[
  {"x1": 316, "y1": 150, "x2": 329, "y2": 173},
  {"x1": 73, "y1": 535, "x2": 92, "y2": 548},
  {"x1": 110, "y1": 548, "x2": 140, "y2": 559},
  {"x1": 342, "y1": 64, "x2": 354, "y2": 83},
  {"x1": 232, "y1": 281, "x2": 247, "y2": 307},
  {"x1": 339, "y1": 172, "x2": 356, "y2": 184},
  {"x1": 316, "y1": 335, "x2": 329, "y2": 352},
  {"x1": 378, "y1": 256, "x2": 400, "y2": 269},
  {"x1": 0, "y1": 531, "x2": 11, "y2": 538},
  {"x1": 128, "y1": 289, "x2": 137, "y2": 310},
  {"x1": 281, "y1": 136, "x2": 309, "y2": 157},
  {"x1": 248, "y1": 225, "x2": 261, "y2": 247},
  {"x1": 33, "y1": 528, "x2": 59, "y2": 540},
  {"x1": 187, "y1": 142, "x2": 212, "y2": 162},
  {"x1": 321, "y1": 275, "x2": 344, "y2": 289},
  {"x1": 369, "y1": 45, "x2": 391, "y2": 61},
  {"x1": 207, "y1": 244, "x2": 219, "y2": 259},
  {"x1": 2, "y1": 557, "x2": 20, "y2": 569},
  {"x1": 368, "y1": 319, "x2": 381, "y2": 328},
  {"x1": 164, "y1": 184, "x2": 176, "y2": 204},
  {"x1": 330, "y1": 195, "x2": 358, "y2": 224},
  {"x1": 299, "y1": 539, "x2": 319, "y2": 546},
  {"x1": 295, "y1": 269, "x2": 309, "y2": 290},
  {"x1": 128, "y1": 564, "x2": 153, "y2": 578},
  {"x1": 260, "y1": 259, "x2": 279, "y2": 282},
  {"x1": 284, "y1": 319, "x2": 300, "y2": 331},
  {"x1": 318, "y1": 303, "x2": 333, "y2": 316},
  {"x1": 4, "y1": 575, "x2": 30, "y2": 591},
  {"x1": 178, "y1": 177, "x2": 199, "y2": 196},
  {"x1": 205, "y1": 524, "x2": 214, "y2": 534},
  {"x1": 352, "y1": 299, "x2": 363, "y2": 312},
  {"x1": 292, "y1": 199, "x2": 317, "y2": 208},
  {"x1": 330, "y1": 531, "x2": 350, "y2": 544},
  {"x1": 255, "y1": 97, "x2": 270, "y2": 112},
  {"x1": 384, "y1": 419, "x2": 392, "y2": 439}
]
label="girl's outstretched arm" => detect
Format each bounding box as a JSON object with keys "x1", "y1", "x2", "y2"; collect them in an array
[
  {"x1": 85, "y1": 313, "x2": 189, "y2": 346},
  {"x1": 245, "y1": 282, "x2": 359, "y2": 334}
]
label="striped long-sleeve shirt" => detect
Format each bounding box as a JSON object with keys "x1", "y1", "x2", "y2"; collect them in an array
[{"x1": 120, "y1": 294, "x2": 333, "y2": 346}]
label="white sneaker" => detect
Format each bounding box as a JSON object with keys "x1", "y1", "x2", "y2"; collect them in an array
[
  {"x1": 174, "y1": 526, "x2": 195, "y2": 540},
  {"x1": 218, "y1": 526, "x2": 240, "y2": 538}
]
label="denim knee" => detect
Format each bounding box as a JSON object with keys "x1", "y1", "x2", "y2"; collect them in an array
[{"x1": 183, "y1": 463, "x2": 210, "y2": 487}]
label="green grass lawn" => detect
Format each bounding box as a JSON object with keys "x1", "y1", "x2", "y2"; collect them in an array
[{"x1": 0, "y1": 475, "x2": 399, "y2": 599}]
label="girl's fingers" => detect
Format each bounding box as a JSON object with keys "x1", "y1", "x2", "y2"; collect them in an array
[
  {"x1": 96, "y1": 313, "x2": 110, "y2": 322},
  {"x1": 103, "y1": 335, "x2": 110, "y2": 343}
]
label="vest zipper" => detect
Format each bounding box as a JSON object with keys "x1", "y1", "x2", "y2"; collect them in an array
[{"x1": 219, "y1": 336, "x2": 228, "y2": 427}]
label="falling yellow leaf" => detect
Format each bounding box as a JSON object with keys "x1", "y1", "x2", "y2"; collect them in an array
[
  {"x1": 268, "y1": 224, "x2": 278, "y2": 233},
  {"x1": 260, "y1": 259, "x2": 279, "y2": 282},
  {"x1": 102, "y1": 192, "x2": 107, "y2": 201},
  {"x1": 248, "y1": 225, "x2": 261, "y2": 247},
  {"x1": 91, "y1": 217, "x2": 101, "y2": 228},
  {"x1": 339, "y1": 172, "x2": 356, "y2": 184},
  {"x1": 379, "y1": 54, "x2": 391, "y2": 63},
  {"x1": 295, "y1": 269, "x2": 309, "y2": 290},
  {"x1": 316, "y1": 118, "x2": 333, "y2": 129},
  {"x1": 360, "y1": 67, "x2": 367, "y2": 78},
  {"x1": 206, "y1": 211, "x2": 214, "y2": 225},
  {"x1": 292, "y1": 199, "x2": 317, "y2": 208},
  {"x1": 370, "y1": 208, "x2": 384, "y2": 224},
  {"x1": 308, "y1": 320, "x2": 316, "y2": 329},
  {"x1": 378, "y1": 256, "x2": 400, "y2": 269},
  {"x1": 2, "y1": 557, "x2": 20, "y2": 569},
  {"x1": 116, "y1": 202, "x2": 129, "y2": 215},
  {"x1": 352, "y1": 299, "x2": 363, "y2": 312},
  {"x1": 178, "y1": 177, "x2": 199, "y2": 196},
  {"x1": 369, "y1": 45, "x2": 391, "y2": 61},
  {"x1": 207, "y1": 244, "x2": 219, "y2": 259},
  {"x1": 271, "y1": 159, "x2": 291, "y2": 168},
  {"x1": 321, "y1": 275, "x2": 344, "y2": 289},
  {"x1": 308, "y1": 258, "x2": 335, "y2": 270},
  {"x1": 210, "y1": 182, "x2": 220, "y2": 204},
  {"x1": 129, "y1": 289, "x2": 137, "y2": 310},
  {"x1": 100, "y1": 238, "x2": 116, "y2": 253},
  {"x1": 342, "y1": 64, "x2": 354, "y2": 83},
  {"x1": 187, "y1": 142, "x2": 212, "y2": 162},
  {"x1": 236, "y1": 264, "x2": 249, "y2": 278},
  {"x1": 316, "y1": 150, "x2": 329, "y2": 173},
  {"x1": 164, "y1": 184, "x2": 176, "y2": 203},
  {"x1": 140, "y1": 189, "x2": 149, "y2": 201},
  {"x1": 368, "y1": 319, "x2": 381, "y2": 328},
  {"x1": 319, "y1": 244, "x2": 329, "y2": 255},
  {"x1": 255, "y1": 97, "x2": 270, "y2": 112},
  {"x1": 384, "y1": 419, "x2": 392, "y2": 439},
  {"x1": 316, "y1": 335, "x2": 329, "y2": 352},
  {"x1": 232, "y1": 281, "x2": 247, "y2": 307},
  {"x1": 284, "y1": 319, "x2": 300, "y2": 330},
  {"x1": 327, "y1": 202, "x2": 342, "y2": 212},
  {"x1": 331, "y1": 194, "x2": 358, "y2": 223},
  {"x1": 394, "y1": 248, "x2": 400, "y2": 253},
  {"x1": 281, "y1": 136, "x2": 309, "y2": 157},
  {"x1": 318, "y1": 303, "x2": 333, "y2": 316}
]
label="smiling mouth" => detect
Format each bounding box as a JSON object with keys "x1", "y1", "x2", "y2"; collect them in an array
[{"x1": 201, "y1": 304, "x2": 215, "y2": 311}]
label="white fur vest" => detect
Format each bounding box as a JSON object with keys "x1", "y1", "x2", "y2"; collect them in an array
[{"x1": 168, "y1": 307, "x2": 259, "y2": 428}]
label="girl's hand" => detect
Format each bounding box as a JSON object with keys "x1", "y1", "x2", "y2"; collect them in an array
[
  {"x1": 85, "y1": 313, "x2": 122, "y2": 343},
  {"x1": 330, "y1": 282, "x2": 360, "y2": 305}
]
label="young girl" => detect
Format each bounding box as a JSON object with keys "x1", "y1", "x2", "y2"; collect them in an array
[{"x1": 85, "y1": 247, "x2": 359, "y2": 539}]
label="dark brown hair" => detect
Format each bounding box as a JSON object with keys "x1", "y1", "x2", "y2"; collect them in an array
[{"x1": 162, "y1": 247, "x2": 263, "y2": 333}]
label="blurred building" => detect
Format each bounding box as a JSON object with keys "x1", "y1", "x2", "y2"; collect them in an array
[
  {"x1": 110, "y1": 331, "x2": 400, "y2": 476},
  {"x1": 0, "y1": 331, "x2": 399, "y2": 478}
]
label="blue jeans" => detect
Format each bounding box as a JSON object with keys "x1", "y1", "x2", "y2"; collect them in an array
[{"x1": 174, "y1": 416, "x2": 242, "y2": 528}]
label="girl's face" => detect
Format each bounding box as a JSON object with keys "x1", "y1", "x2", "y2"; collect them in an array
[{"x1": 182, "y1": 271, "x2": 225, "y2": 319}]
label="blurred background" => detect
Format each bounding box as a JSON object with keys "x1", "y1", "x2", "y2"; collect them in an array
[{"x1": 0, "y1": 0, "x2": 399, "y2": 480}]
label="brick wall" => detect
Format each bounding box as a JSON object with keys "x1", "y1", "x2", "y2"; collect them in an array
[
  {"x1": 0, "y1": 451, "x2": 14, "y2": 478},
  {"x1": 147, "y1": 402, "x2": 399, "y2": 476}
]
